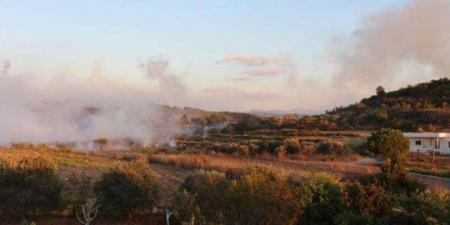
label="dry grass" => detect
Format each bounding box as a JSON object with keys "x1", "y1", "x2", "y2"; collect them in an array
[
  {"x1": 407, "y1": 156, "x2": 450, "y2": 178},
  {"x1": 148, "y1": 153, "x2": 380, "y2": 178}
]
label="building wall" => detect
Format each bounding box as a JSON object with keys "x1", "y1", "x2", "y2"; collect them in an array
[
  {"x1": 439, "y1": 138, "x2": 450, "y2": 153},
  {"x1": 408, "y1": 137, "x2": 450, "y2": 153}
]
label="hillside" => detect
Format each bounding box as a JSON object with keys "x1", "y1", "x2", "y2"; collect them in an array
[
  {"x1": 229, "y1": 78, "x2": 450, "y2": 132},
  {"x1": 327, "y1": 78, "x2": 450, "y2": 131}
]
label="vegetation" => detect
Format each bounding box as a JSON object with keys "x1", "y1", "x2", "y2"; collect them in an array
[
  {"x1": 0, "y1": 78, "x2": 449, "y2": 224},
  {"x1": 0, "y1": 144, "x2": 448, "y2": 225},
  {"x1": 176, "y1": 168, "x2": 301, "y2": 225},
  {"x1": 94, "y1": 160, "x2": 160, "y2": 218},
  {"x1": 0, "y1": 156, "x2": 64, "y2": 218},
  {"x1": 173, "y1": 169, "x2": 450, "y2": 225},
  {"x1": 228, "y1": 78, "x2": 450, "y2": 131},
  {"x1": 367, "y1": 128, "x2": 410, "y2": 182}
]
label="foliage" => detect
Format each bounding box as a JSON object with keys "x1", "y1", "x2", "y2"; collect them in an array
[
  {"x1": 176, "y1": 168, "x2": 302, "y2": 225},
  {"x1": 367, "y1": 128, "x2": 409, "y2": 182},
  {"x1": 316, "y1": 140, "x2": 350, "y2": 155},
  {"x1": 283, "y1": 138, "x2": 301, "y2": 154},
  {"x1": 94, "y1": 160, "x2": 160, "y2": 218},
  {"x1": 0, "y1": 156, "x2": 64, "y2": 217},
  {"x1": 230, "y1": 78, "x2": 450, "y2": 131},
  {"x1": 295, "y1": 173, "x2": 347, "y2": 225},
  {"x1": 376, "y1": 86, "x2": 386, "y2": 96},
  {"x1": 393, "y1": 188, "x2": 450, "y2": 225}
]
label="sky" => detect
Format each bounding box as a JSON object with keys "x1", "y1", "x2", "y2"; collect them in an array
[{"x1": 0, "y1": 0, "x2": 447, "y2": 113}]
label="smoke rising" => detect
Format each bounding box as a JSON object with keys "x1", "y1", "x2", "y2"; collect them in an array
[
  {"x1": 1, "y1": 60, "x2": 11, "y2": 76},
  {"x1": 0, "y1": 59, "x2": 188, "y2": 148},
  {"x1": 139, "y1": 57, "x2": 188, "y2": 101},
  {"x1": 333, "y1": 0, "x2": 450, "y2": 86}
]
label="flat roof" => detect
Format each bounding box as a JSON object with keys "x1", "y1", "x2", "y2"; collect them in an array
[{"x1": 403, "y1": 132, "x2": 450, "y2": 138}]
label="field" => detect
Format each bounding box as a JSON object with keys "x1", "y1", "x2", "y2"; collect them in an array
[
  {"x1": 0, "y1": 134, "x2": 380, "y2": 202},
  {"x1": 0, "y1": 130, "x2": 449, "y2": 225}
]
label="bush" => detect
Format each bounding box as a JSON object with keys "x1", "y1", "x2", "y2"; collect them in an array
[
  {"x1": 283, "y1": 138, "x2": 301, "y2": 154},
  {"x1": 295, "y1": 173, "x2": 347, "y2": 225},
  {"x1": 238, "y1": 145, "x2": 250, "y2": 158},
  {"x1": 95, "y1": 160, "x2": 160, "y2": 218},
  {"x1": 316, "y1": 140, "x2": 349, "y2": 155},
  {"x1": 248, "y1": 143, "x2": 260, "y2": 156},
  {"x1": 176, "y1": 168, "x2": 301, "y2": 225},
  {"x1": 299, "y1": 142, "x2": 316, "y2": 156},
  {"x1": 367, "y1": 128, "x2": 410, "y2": 182},
  {"x1": 393, "y1": 188, "x2": 450, "y2": 225},
  {"x1": 176, "y1": 169, "x2": 444, "y2": 225},
  {"x1": 275, "y1": 145, "x2": 286, "y2": 158},
  {"x1": 292, "y1": 174, "x2": 393, "y2": 225},
  {"x1": 0, "y1": 157, "x2": 64, "y2": 217},
  {"x1": 172, "y1": 190, "x2": 206, "y2": 225}
]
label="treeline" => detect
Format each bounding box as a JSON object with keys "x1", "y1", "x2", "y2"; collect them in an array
[{"x1": 179, "y1": 138, "x2": 356, "y2": 160}]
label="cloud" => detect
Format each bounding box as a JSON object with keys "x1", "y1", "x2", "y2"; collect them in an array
[
  {"x1": 200, "y1": 86, "x2": 287, "y2": 111},
  {"x1": 217, "y1": 55, "x2": 283, "y2": 66},
  {"x1": 226, "y1": 76, "x2": 252, "y2": 82},
  {"x1": 218, "y1": 54, "x2": 298, "y2": 81},
  {"x1": 332, "y1": 0, "x2": 450, "y2": 87},
  {"x1": 241, "y1": 67, "x2": 286, "y2": 77}
]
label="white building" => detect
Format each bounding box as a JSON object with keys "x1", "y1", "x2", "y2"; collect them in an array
[{"x1": 403, "y1": 132, "x2": 450, "y2": 154}]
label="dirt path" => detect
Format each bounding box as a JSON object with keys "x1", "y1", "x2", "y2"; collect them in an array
[{"x1": 410, "y1": 172, "x2": 450, "y2": 189}]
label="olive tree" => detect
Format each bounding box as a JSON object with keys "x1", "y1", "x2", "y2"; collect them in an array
[{"x1": 367, "y1": 128, "x2": 410, "y2": 182}]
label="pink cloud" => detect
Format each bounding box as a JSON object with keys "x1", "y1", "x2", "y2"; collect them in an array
[{"x1": 217, "y1": 55, "x2": 283, "y2": 66}]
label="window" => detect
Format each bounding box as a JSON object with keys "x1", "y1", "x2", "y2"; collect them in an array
[{"x1": 415, "y1": 140, "x2": 422, "y2": 146}]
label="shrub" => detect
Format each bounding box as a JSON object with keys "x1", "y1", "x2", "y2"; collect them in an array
[
  {"x1": 293, "y1": 174, "x2": 393, "y2": 225},
  {"x1": 0, "y1": 156, "x2": 64, "y2": 217},
  {"x1": 283, "y1": 138, "x2": 301, "y2": 154},
  {"x1": 367, "y1": 128, "x2": 410, "y2": 182},
  {"x1": 334, "y1": 211, "x2": 387, "y2": 225},
  {"x1": 260, "y1": 140, "x2": 283, "y2": 155},
  {"x1": 248, "y1": 143, "x2": 260, "y2": 156},
  {"x1": 295, "y1": 173, "x2": 347, "y2": 225},
  {"x1": 239, "y1": 145, "x2": 250, "y2": 158},
  {"x1": 172, "y1": 190, "x2": 206, "y2": 225},
  {"x1": 65, "y1": 172, "x2": 94, "y2": 206},
  {"x1": 176, "y1": 168, "x2": 301, "y2": 225},
  {"x1": 344, "y1": 182, "x2": 393, "y2": 216},
  {"x1": 299, "y1": 142, "x2": 316, "y2": 156},
  {"x1": 95, "y1": 160, "x2": 160, "y2": 218},
  {"x1": 316, "y1": 140, "x2": 349, "y2": 155},
  {"x1": 275, "y1": 145, "x2": 286, "y2": 158},
  {"x1": 393, "y1": 188, "x2": 450, "y2": 225}
]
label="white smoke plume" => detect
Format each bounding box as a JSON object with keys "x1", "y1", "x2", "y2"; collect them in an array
[
  {"x1": 333, "y1": 0, "x2": 450, "y2": 86},
  {"x1": 1, "y1": 60, "x2": 11, "y2": 76},
  {"x1": 0, "y1": 58, "x2": 189, "y2": 149},
  {"x1": 139, "y1": 57, "x2": 188, "y2": 102}
]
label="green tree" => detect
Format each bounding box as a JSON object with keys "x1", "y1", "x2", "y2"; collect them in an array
[
  {"x1": 376, "y1": 86, "x2": 386, "y2": 96},
  {"x1": 367, "y1": 128, "x2": 410, "y2": 182},
  {"x1": 95, "y1": 161, "x2": 160, "y2": 218}
]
